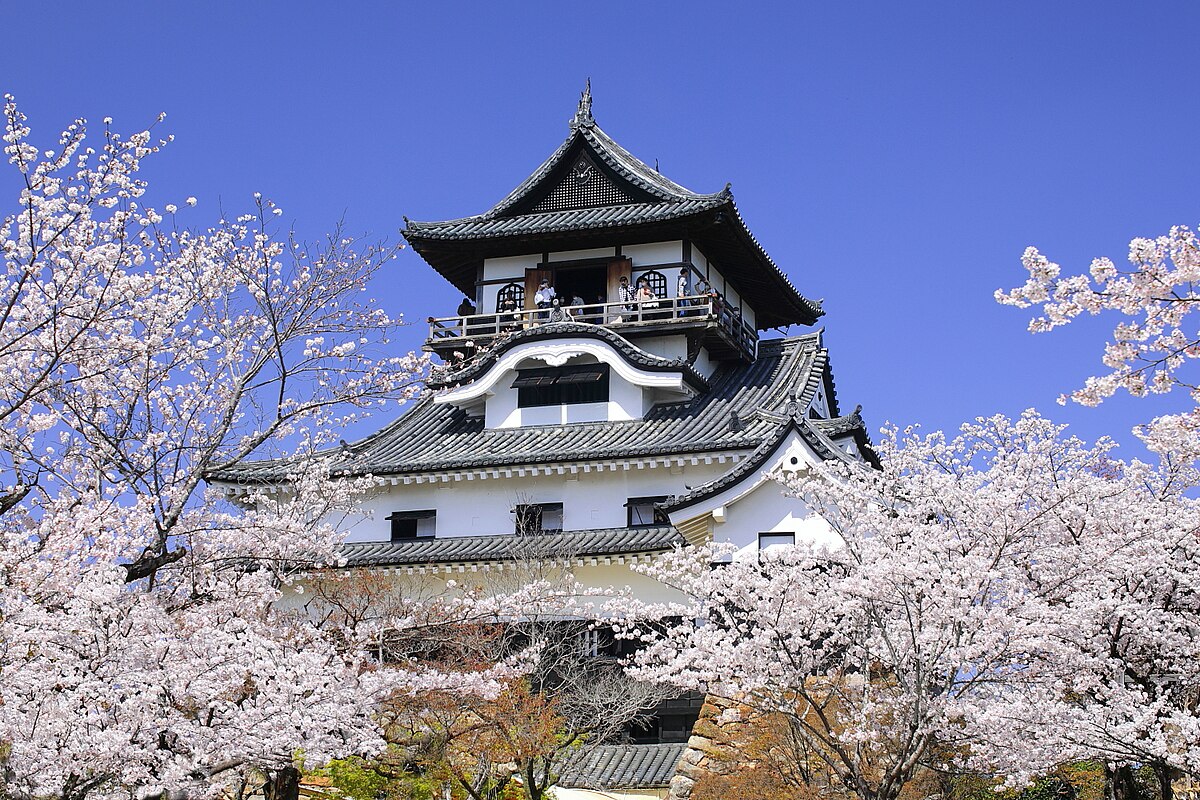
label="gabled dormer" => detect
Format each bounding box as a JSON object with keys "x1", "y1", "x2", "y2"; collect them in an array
[{"x1": 404, "y1": 83, "x2": 823, "y2": 365}]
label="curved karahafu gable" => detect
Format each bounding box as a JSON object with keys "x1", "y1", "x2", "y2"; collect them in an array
[
  {"x1": 209, "y1": 334, "x2": 842, "y2": 486},
  {"x1": 428, "y1": 321, "x2": 709, "y2": 393}
]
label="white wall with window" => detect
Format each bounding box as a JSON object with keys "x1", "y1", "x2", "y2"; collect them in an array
[
  {"x1": 336, "y1": 456, "x2": 737, "y2": 544},
  {"x1": 434, "y1": 338, "x2": 698, "y2": 429}
]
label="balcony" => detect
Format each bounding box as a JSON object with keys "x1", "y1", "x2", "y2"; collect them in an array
[{"x1": 425, "y1": 295, "x2": 757, "y2": 362}]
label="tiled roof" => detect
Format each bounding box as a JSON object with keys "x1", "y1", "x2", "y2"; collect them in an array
[
  {"x1": 401, "y1": 98, "x2": 822, "y2": 330},
  {"x1": 336, "y1": 526, "x2": 682, "y2": 568},
  {"x1": 403, "y1": 196, "x2": 728, "y2": 241},
  {"x1": 662, "y1": 411, "x2": 878, "y2": 513},
  {"x1": 427, "y1": 322, "x2": 709, "y2": 391},
  {"x1": 212, "y1": 333, "x2": 829, "y2": 484},
  {"x1": 410, "y1": 103, "x2": 725, "y2": 232},
  {"x1": 554, "y1": 742, "x2": 687, "y2": 789},
  {"x1": 812, "y1": 406, "x2": 866, "y2": 439},
  {"x1": 813, "y1": 406, "x2": 880, "y2": 468}
]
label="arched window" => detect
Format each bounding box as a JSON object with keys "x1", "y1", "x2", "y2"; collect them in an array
[
  {"x1": 496, "y1": 282, "x2": 524, "y2": 311},
  {"x1": 638, "y1": 270, "x2": 667, "y2": 299}
]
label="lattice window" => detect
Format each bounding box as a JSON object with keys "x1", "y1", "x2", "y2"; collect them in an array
[
  {"x1": 638, "y1": 270, "x2": 668, "y2": 299},
  {"x1": 531, "y1": 155, "x2": 634, "y2": 213},
  {"x1": 496, "y1": 282, "x2": 524, "y2": 312}
]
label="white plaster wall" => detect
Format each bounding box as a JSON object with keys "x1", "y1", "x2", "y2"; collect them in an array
[
  {"x1": 812, "y1": 385, "x2": 830, "y2": 418},
  {"x1": 623, "y1": 241, "x2": 682, "y2": 266},
  {"x1": 282, "y1": 559, "x2": 690, "y2": 612},
  {"x1": 339, "y1": 459, "x2": 734, "y2": 543},
  {"x1": 484, "y1": 376, "x2": 517, "y2": 428},
  {"x1": 714, "y1": 484, "x2": 840, "y2": 560},
  {"x1": 547, "y1": 247, "x2": 617, "y2": 262},
  {"x1": 723, "y1": 281, "x2": 742, "y2": 314},
  {"x1": 689, "y1": 244, "x2": 709, "y2": 274},
  {"x1": 666, "y1": 433, "x2": 842, "y2": 559},
  {"x1": 482, "y1": 254, "x2": 540, "y2": 310},
  {"x1": 691, "y1": 346, "x2": 716, "y2": 380},
  {"x1": 634, "y1": 334, "x2": 688, "y2": 361}
]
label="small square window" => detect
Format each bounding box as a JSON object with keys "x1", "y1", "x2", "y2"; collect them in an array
[
  {"x1": 513, "y1": 503, "x2": 564, "y2": 535},
  {"x1": 758, "y1": 532, "x2": 796, "y2": 551},
  {"x1": 626, "y1": 496, "x2": 667, "y2": 527},
  {"x1": 388, "y1": 510, "x2": 436, "y2": 541}
]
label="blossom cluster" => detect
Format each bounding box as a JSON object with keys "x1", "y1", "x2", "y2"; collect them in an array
[
  {"x1": 0, "y1": 98, "x2": 515, "y2": 799},
  {"x1": 997, "y1": 226, "x2": 1200, "y2": 453},
  {"x1": 620, "y1": 412, "x2": 1200, "y2": 800}
]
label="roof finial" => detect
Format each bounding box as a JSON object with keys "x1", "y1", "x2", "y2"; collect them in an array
[{"x1": 571, "y1": 78, "x2": 594, "y2": 130}]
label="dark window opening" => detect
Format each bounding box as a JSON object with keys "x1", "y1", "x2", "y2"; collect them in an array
[
  {"x1": 514, "y1": 364, "x2": 609, "y2": 408},
  {"x1": 625, "y1": 691, "x2": 705, "y2": 744},
  {"x1": 389, "y1": 510, "x2": 436, "y2": 541},
  {"x1": 513, "y1": 502, "x2": 564, "y2": 535},
  {"x1": 626, "y1": 496, "x2": 668, "y2": 527},
  {"x1": 551, "y1": 265, "x2": 609, "y2": 310}
]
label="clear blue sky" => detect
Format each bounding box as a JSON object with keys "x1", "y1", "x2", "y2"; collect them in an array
[{"x1": 4, "y1": 1, "x2": 1198, "y2": 456}]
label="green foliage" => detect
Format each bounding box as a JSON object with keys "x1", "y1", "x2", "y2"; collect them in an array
[
  {"x1": 314, "y1": 753, "x2": 440, "y2": 800},
  {"x1": 1129, "y1": 765, "x2": 1160, "y2": 800},
  {"x1": 951, "y1": 762, "x2": 1108, "y2": 800}
]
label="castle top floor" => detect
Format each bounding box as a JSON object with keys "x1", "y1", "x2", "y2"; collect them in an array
[{"x1": 402, "y1": 83, "x2": 822, "y2": 362}]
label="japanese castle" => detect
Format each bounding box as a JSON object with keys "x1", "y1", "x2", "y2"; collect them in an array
[{"x1": 221, "y1": 85, "x2": 874, "y2": 798}]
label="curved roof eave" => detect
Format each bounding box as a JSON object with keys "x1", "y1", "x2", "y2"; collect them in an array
[{"x1": 427, "y1": 322, "x2": 710, "y2": 392}]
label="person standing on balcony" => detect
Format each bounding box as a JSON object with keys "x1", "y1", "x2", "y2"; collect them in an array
[
  {"x1": 635, "y1": 277, "x2": 660, "y2": 319},
  {"x1": 677, "y1": 267, "x2": 691, "y2": 315},
  {"x1": 456, "y1": 297, "x2": 476, "y2": 335},
  {"x1": 534, "y1": 278, "x2": 556, "y2": 322},
  {"x1": 696, "y1": 278, "x2": 720, "y2": 318},
  {"x1": 617, "y1": 275, "x2": 635, "y2": 309},
  {"x1": 499, "y1": 298, "x2": 521, "y2": 332}
]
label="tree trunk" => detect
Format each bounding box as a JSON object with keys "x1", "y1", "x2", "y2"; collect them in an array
[
  {"x1": 264, "y1": 766, "x2": 301, "y2": 800},
  {"x1": 1106, "y1": 764, "x2": 1140, "y2": 800},
  {"x1": 1154, "y1": 763, "x2": 1175, "y2": 800}
]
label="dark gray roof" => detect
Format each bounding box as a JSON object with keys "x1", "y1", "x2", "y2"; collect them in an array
[
  {"x1": 401, "y1": 92, "x2": 822, "y2": 330},
  {"x1": 405, "y1": 196, "x2": 728, "y2": 241},
  {"x1": 336, "y1": 526, "x2": 682, "y2": 568},
  {"x1": 427, "y1": 322, "x2": 710, "y2": 391},
  {"x1": 812, "y1": 406, "x2": 866, "y2": 439},
  {"x1": 661, "y1": 411, "x2": 878, "y2": 513},
  {"x1": 554, "y1": 742, "x2": 687, "y2": 789},
  {"x1": 212, "y1": 332, "x2": 830, "y2": 483},
  {"x1": 408, "y1": 89, "x2": 726, "y2": 232}
]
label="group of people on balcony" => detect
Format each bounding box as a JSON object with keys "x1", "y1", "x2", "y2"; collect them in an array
[{"x1": 456, "y1": 267, "x2": 728, "y2": 334}]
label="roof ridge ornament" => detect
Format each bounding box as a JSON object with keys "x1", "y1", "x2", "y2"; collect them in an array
[{"x1": 571, "y1": 78, "x2": 594, "y2": 130}]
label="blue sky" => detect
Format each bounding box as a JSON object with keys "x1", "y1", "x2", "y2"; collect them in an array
[{"x1": 3, "y1": 2, "x2": 1198, "y2": 455}]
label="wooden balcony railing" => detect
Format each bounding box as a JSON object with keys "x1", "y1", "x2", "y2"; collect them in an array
[{"x1": 427, "y1": 295, "x2": 756, "y2": 357}]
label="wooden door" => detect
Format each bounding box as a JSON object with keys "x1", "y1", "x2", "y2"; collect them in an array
[
  {"x1": 606, "y1": 258, "x2": 632, "y2": 304},
  {"x1": 524, "y1": 268, "x2": 553, "y2": 310}
]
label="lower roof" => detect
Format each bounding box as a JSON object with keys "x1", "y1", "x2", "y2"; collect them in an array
[
  {"x1": 554, "y1": 742, "x2": 687, "y2": 790},
  {"x1": 212, "y1": 332, "x2": 832, "y2": 484},
  {"x1": 336, "y1": 526, "x2": 682, "y2": 568}
]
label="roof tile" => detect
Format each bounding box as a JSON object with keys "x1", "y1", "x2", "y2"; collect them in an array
[{"x1": 554, "y1": 742, "x2": 687, "y2": 789}]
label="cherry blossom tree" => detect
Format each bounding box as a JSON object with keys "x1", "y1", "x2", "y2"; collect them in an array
[
  {"x1": 0, "y1": 96, "x2": 516, "y2": 800},
  {"x1": 624, "y1": 412, "x2": 1200, "y2": 800},
  {"x1": 997, "y1": 226, "x2": 1200, "y2": 456}
]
